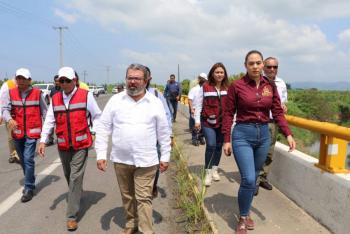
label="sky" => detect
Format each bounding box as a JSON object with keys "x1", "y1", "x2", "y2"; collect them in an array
[{"x1": 1, "y1": 0, "x2": 350, "y2": 85}]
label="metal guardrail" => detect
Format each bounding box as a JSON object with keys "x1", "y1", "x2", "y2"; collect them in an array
[{"x1": 180, "y1": 95, "x2": 350, "y2": 174}]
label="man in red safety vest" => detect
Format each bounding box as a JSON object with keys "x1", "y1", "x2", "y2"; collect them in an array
[
  {"x1": 38, "y1": 66, "x2": 101, "y2": 231},
  {"x1": 1, "y1": 68, "x2": 48, "y2": 203}
]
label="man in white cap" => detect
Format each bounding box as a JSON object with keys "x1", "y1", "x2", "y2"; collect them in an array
[
  {"x1": 0, "y1": 76, "x2": 20, "y2": 163},
  {"x1": 188, "y1": 73, "x2": 207, "y2": 146},
  {"x1": 2, "y1": 68, "x2": 48, "y2": 202},
  {"x1": 38, "y1": 66, "x2": 101, "y2": 231}
]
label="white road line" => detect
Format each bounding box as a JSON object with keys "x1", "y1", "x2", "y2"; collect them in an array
[{"x1": 0, "y1": 158, "x2": 62, "y2": 217}]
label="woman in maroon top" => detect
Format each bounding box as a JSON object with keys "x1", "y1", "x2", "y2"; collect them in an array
[{"x1": 222, "y1": 50, "x2": 296, "y2": 234}]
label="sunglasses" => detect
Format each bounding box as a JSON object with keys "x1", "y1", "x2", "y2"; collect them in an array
[
  {"x1": 266, "y1": 65, "x2": 278, "y2": 69},
  {"x1": 59, "y1": 79, "x2": 72, "y2": 84}
]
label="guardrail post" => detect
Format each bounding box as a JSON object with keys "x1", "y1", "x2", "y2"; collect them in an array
[{"x1": 315, "y1": 134, "x2": 350, "y2": 173}]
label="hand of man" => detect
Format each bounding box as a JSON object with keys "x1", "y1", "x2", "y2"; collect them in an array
[
  {"x1": 176, "y1": 96, "x2": 180, "y2": 101},
  {"x1": 97, "y1": 159, "x2": 107, "y2": 172},
  {"x1": 223, "y1": 142, "x2": 232, "y2": 156},
  {"x1": 0, "y1": 116, "x2": 3, "y2": 125},
  {"x1": 8, "y1": 119, "x2": 17, "y2": 131},
  {"x1": 37, "y1": 142, "x2": 46, "y2": 158},
  {"x1": 159, "y1": 161, "x2": 169, "y2": 173}
]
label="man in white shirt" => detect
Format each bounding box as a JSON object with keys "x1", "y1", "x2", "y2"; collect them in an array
[
  {"x1": 0, "y1": 78, "x2": 20, "y2": 163},
  {"x1": 38, "y1": 67, "x2": 101, "y2": 231},
  {"x1": 95, "y1": 64, "x2": 171, "y2": 234},
  {"x1": 256, "y1": 57, "x2": 288, "y2": 194},
  {"x1": 188, "y1": 73, "x2": 207, "y2": 146}
]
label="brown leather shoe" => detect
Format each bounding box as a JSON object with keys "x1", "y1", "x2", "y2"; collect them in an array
[
  {"x1": 236, "y1": 217, "x2": 247, "y2": 234},
  {"x1": 120, "y1": 227, "x2": 138, "y2": 234},
  {"x1": 67, "y1": 220, "x2": 78, "y2": 231}
]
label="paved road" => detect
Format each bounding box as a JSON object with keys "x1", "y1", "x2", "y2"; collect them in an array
[{"x1": 0, "y1": 94, "x2": 179, "y2": 234}]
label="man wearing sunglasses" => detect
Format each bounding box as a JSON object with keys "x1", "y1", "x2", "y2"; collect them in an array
[
  {"x1": 2, "y1": 68, "x2": 48, "y2": 202},
  {"x1": 256, "y1": 57, "x2": 288, "y2": 195},
  {"x1": 38, "y1": 66, "x2": 101, "y2": 231}
]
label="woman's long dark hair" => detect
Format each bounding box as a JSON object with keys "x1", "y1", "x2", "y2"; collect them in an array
[{"x1": 207, "y1": 62, "x2": 229, "y2": 89}]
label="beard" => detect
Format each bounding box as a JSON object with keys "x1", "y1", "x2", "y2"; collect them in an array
[{"x1": 126, "y1": 85, "x2": 145, "y2": 96}]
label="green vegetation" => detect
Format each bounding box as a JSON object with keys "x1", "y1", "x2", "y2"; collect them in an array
[{"x1": 173, "y1": 144, "x2": 212, "y2": 233}]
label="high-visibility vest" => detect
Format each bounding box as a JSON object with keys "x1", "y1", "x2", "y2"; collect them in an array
[
  {"x1": 52, "y1": 88, "x2": 92, "y2": 151},
  {"x1": 9, "y1": 88, "x2": 42, "y2": 139},
  {"x1": 201, "y1": 83, "x2": 228, "y2": 128}
]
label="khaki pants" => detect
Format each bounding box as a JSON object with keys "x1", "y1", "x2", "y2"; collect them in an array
[
  {"x1": 6, "y1": 122, "x2": 18, "y2": 158},
  {"x1": 114, "y1": 163, "x2": 157, "y2": 234},
  {"x1": 258, "y1": 122, "x2": 277, "y2": 183}
]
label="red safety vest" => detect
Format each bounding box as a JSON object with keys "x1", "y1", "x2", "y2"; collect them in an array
[
  {"x1": 52, "y1": 88, "x2": 92, "y2": 151},
  {"x1": 9, "y1": 87, "x2": 42, "y2": 139},
  {"x1": 201, "y1": 83, "x2": 228, "y2": 128}
]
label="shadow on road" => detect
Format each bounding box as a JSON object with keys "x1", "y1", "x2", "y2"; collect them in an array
[
  {"x1": 49, "y1": 190, "x2": 106, "y2": 222},
  {"x1": 100, "y1": 206, "x2": 163, "y2": 231}
]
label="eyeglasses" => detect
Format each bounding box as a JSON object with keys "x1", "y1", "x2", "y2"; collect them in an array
[
  {"x1": 266, "y1": 65, "x2": 278, "y2": 70},
  {"x1": 126, "y1": 77, "x2": 144, "y2": 82},
  {"x1": 59, "y1": 79, "x2": 72, "y2": 84}
]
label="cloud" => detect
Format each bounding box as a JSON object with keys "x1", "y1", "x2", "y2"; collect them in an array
[
  {"x1": 54, "y1": 8, "x2": 78, "y2": 24},
  {"x1": 338, "y1": 28, "x2": 350, "y2": 42},
  {"x1": 54, "y1": 0, "x2": 350, "y2": 82}
]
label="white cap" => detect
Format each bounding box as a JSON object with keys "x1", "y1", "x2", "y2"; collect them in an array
[
  {"x1": 58, "y1": 67, "x2": 75, "y2": 80},
  {"x1": 15, "y1": 68, "x2": 31, "y2": 79},
  {"x1": 199, "y1": 72, "x2": 207, "y2": 80}
]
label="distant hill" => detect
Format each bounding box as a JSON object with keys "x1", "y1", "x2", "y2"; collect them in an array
[{"x1": 291, "y1": 81, "x2": 350, "y2": 90}]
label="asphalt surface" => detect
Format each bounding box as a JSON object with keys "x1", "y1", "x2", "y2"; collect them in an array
[{"x1": 0, "y1": 94, "x2": 181, "y2": 234}]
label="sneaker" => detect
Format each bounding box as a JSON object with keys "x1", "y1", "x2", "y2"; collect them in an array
[
  {"x1": 204, "y1": 169, "x2": 212, "y2": 186},
  {"x1": 192, "y1": 139, "x2": 199, "y2": 146},
  {"x1": 245, "y1": 216, "x2": 254, "y2": 230},
  {"x1": 259, "y1": 181, "x2": 273, "y2": 190},
  {"x1": 236, "y1": 217, "x2": 247, "y2": 234},
  {"x1": 212, "y1": 166, "x2": 220, "y2": 181},
  {"x1": 199, "y1": 137, "x2": 205, "y2": 145}
]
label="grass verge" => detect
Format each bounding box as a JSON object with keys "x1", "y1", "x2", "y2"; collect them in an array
[{"x1": 172, "y1": 143, "x2": 213, "y2": 234}]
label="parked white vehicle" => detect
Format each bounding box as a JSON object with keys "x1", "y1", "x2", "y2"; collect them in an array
[
  {"x1": 33, "y1": 83, "x2": 54, "y2": 105},
  {"x1": 89, "y1": 86, "x2": 100, "y2": 97},
  {"x1": 96, "y1": 85, "x2": 105, "y2": 94}
]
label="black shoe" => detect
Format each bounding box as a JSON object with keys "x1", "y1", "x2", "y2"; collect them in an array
[
  {"x1": 21, "y1": 190, "x2": 34, "y2": 203},
  {"x1": 199, "y1": 138, "x2": 205, "y2": 145},
  {"x1": 259, "y1": 181, "x2": 273, "y2": 190},
  {"x1": 192, "y1": 140, "x2": 199, "y2": 146},
  {"x1": 254, "y1": 185, "x2": 259, "y2": 196}
]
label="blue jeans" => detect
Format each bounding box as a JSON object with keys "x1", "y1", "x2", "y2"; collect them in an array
[
  {"x1": 202, "y1": 126, "x2": 223, "y2": 169},
  {"x1": 232, "y1": 123, "x2": 270, "y2": 216},
  {"x1": 168, "y1": 99, "x2": 178, "y2": 121},
  {"x1": 14, "y1": 137, "x2": 37, "y2": 191}
]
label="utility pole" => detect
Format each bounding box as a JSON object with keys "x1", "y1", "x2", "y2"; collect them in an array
[
  {"x1": 177, "y1": 64, "x2": 180, "y2": 82},
  {"x1": 106, "y1": 66, "x2": 110, "y2": 84},
  {"x1": 53, "y1": 26, "x2": 68, "y2": 67},
  {"x1": 83, "y1": 70, "x2": 87, "y2": 82}
]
